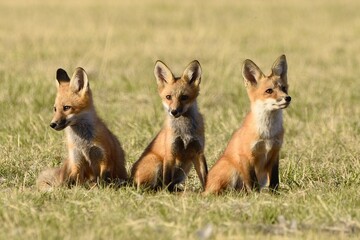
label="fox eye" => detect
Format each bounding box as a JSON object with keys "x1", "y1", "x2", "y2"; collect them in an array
[
  {"x1": 166, "y1": 95, "x2": 172, "y2": 100},
  {"x1": 53, "y1": 107, "x2": 57, "y2": 112},
  {"x1": 63, "y1": 105, "x2": 71, "y2": 111},
  {"x1": 265, "y1": 89, "x2": 273, "y2": 94},
  {"x1": 180, "y1": 95, "x2": 189, "y2": 101}
]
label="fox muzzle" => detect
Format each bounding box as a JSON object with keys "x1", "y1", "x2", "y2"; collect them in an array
[
  {"x1": 170, "y1": 107, "x2": 183, "y2": 118},
  {"x1": 284, "y1": 96, "x2": 291, "y2": 103},
  {"x1": 50, "y1": 119, "x2": 67, "y2": 131}
]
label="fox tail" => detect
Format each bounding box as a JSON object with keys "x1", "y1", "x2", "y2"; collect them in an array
[{"x1": 36, "y1": 167, "x2": 62, "y2": 191}]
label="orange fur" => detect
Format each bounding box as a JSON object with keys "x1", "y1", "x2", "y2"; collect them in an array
[
  {"x1": 131, "y1": 60, "x2": 208, "y2": 191},
  {"x1": 205, "y1": 55, "x2": 291, "y2": 194},
  {"x1": 36, "y1": 68, "x2": 127, "y2": 190}
]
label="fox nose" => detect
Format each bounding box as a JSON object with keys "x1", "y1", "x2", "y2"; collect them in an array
[
  {"x1": 50, "y1": 122, "x2": 57, "y2": 129},
  {"x1": 170, "y1": 107, "x2": 183, "y2": 117},
  {"x1": 285, "y1": 96, "x2": 291, "y2": 102},
  {"x1": 171, "y1": 109, "x2": 179, "y2": 116}
]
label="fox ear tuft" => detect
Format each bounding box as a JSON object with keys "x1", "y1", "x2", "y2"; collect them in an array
[
  {"x1": 70, "y1": 67, "x2": 89, "y2": 94},
  {"x1": 154, "y1": 61, "x2": 174, "y2": 87},
  {"x1": 272, "y1": 54, "x2": 287, "y2": 78},
  {"x1": 242, "y1": 59, "x2": 263, "y2": 87},
  {"x1": 183, "y1": 60, "x2": 202, "y2": 87},
  {"x1": 56, "y1": 68, "x2": 70, "y2": 84}
]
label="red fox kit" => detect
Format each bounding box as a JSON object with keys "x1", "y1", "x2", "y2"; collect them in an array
[
  {"x1": 131, "y1": 60, "x2": 208, "y2": 191},
  {"x1": 37, "y1": 67, "x2": 127, "y2": 190},
  {"x1": 205, "y1": 55, "x2": 291, "y2": 194}
]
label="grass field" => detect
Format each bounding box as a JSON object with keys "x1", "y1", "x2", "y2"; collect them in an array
[{"x1": 0, "y1": 0, "x2": 359, "y2": 239}]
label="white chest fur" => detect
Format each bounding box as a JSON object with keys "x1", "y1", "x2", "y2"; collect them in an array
[
  {"x1": 65, "y1": 124, "x2": 102, "y2": 165},
  {"x1": 169, "y1": 105, "x2": 203, "y2": 149},
  {"x1": 251, "y1": 101, "x2": 284, "y2": 160},
  {"x1": 252, "y1": 100, "x2": 283, "y2": 139}
]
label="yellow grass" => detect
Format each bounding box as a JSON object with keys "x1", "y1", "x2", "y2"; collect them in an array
[{"x1": 0, "y1": 0, "x2": 359, "y2": 239}]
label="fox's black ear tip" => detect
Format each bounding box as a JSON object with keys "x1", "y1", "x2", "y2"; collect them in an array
[
  {"x1": 242, "y1": 59, "x2": 255, "y2": 69},
  {"x1": 187, "y1": 60, "x2": 201, "y2": 73},
  {"x1": 75, "y1": 67, "x2": 86, "y2": 72},
  {"x1": 155, "y1": 60, "x2": 164, "y2": 65},
  {"x1": 56, "y1": 68, "x2": 70, "y2": 81},
  {"x1": 188, "y1": 60, "x2": 201, "y2": 67},
  {"x1": 56, "y1": 68, "x2": 66, "y2": 74}
]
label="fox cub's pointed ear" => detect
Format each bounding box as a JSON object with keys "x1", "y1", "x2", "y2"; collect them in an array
[
  {"x1": 154, "y1": 61, "x2": 175, "y2": 87},
  {"x1": 242, "y1": 59, "x2": 263, "y2": 87},
  {"x1": 183, "y1": 60, "x2": 202, "y2": 87},
  {"x1": 272, "y1": 54, "x2": 287, "y2": 78},
  {"x1": 56, "y1": 68, "x2": 70, "y2": 85},
  {"x1": 70, "y1": 67, "x2": 89, "y2": 94}
]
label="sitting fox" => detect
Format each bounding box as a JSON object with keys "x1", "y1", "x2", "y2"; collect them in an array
[
  {"x1": 131, "y1": 60, "x2": 208, "y2": 191},
  {"x1": 205, "y1": 55, "x2": 291, "y2": 194},
  {"x1": 37, "y1": 67, "x2": 127, "y2": 190}
]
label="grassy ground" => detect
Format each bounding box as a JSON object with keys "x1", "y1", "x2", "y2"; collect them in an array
[{"x1": 0, "y1": 0, "x2": 359, "y2": 239}]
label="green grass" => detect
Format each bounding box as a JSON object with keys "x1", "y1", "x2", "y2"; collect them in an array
[{"x1": 1, "y1": 0, "x2": 360, "y2": 239}]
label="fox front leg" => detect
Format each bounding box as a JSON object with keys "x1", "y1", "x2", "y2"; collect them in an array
[
  {"x1": 193, "y1": 153, "x2": 208, "y2": 189},
  {"x1": 82, "y1": 145, "x2": 104, "y2": 165},
  {"x1": 163, "y1": 156, "x2": 176, "y2": 191},
  {"x1": 189, "y1": 141, "x2": 208, "y2": 189},
  {"x1": 269, "y1": 155, "x2": 280, "y2": 192}
]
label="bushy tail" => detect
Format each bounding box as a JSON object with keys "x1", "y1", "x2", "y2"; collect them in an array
[{"x1": 36, "y1": 167, "x2": 62, "y2": 191}]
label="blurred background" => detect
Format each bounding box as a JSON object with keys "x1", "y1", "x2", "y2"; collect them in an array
[{"x1": 0, "y1": 0, "x2": 359, "y2": 238}]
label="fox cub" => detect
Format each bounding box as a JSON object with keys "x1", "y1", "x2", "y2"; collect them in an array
[
  {"x1": 37, "y1": 67, "x2": 127, "y2": 190},
  {"x1": 205, "y1": 55, "x2": 291, "y2": 194},
  {"x1": 131, "y1": 60, "x2": 208, "y2": 191}
]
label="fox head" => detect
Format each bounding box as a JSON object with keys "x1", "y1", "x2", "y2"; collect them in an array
[
  {"x1": 154, "y1": 60, "x2": 202, "y2": 118},
  {"x1": 242, "y1": 55, "x2": 291, "y2": 111},
  {"x1": 50, "y1": 67, "x2": 93, "y2": 131}
]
